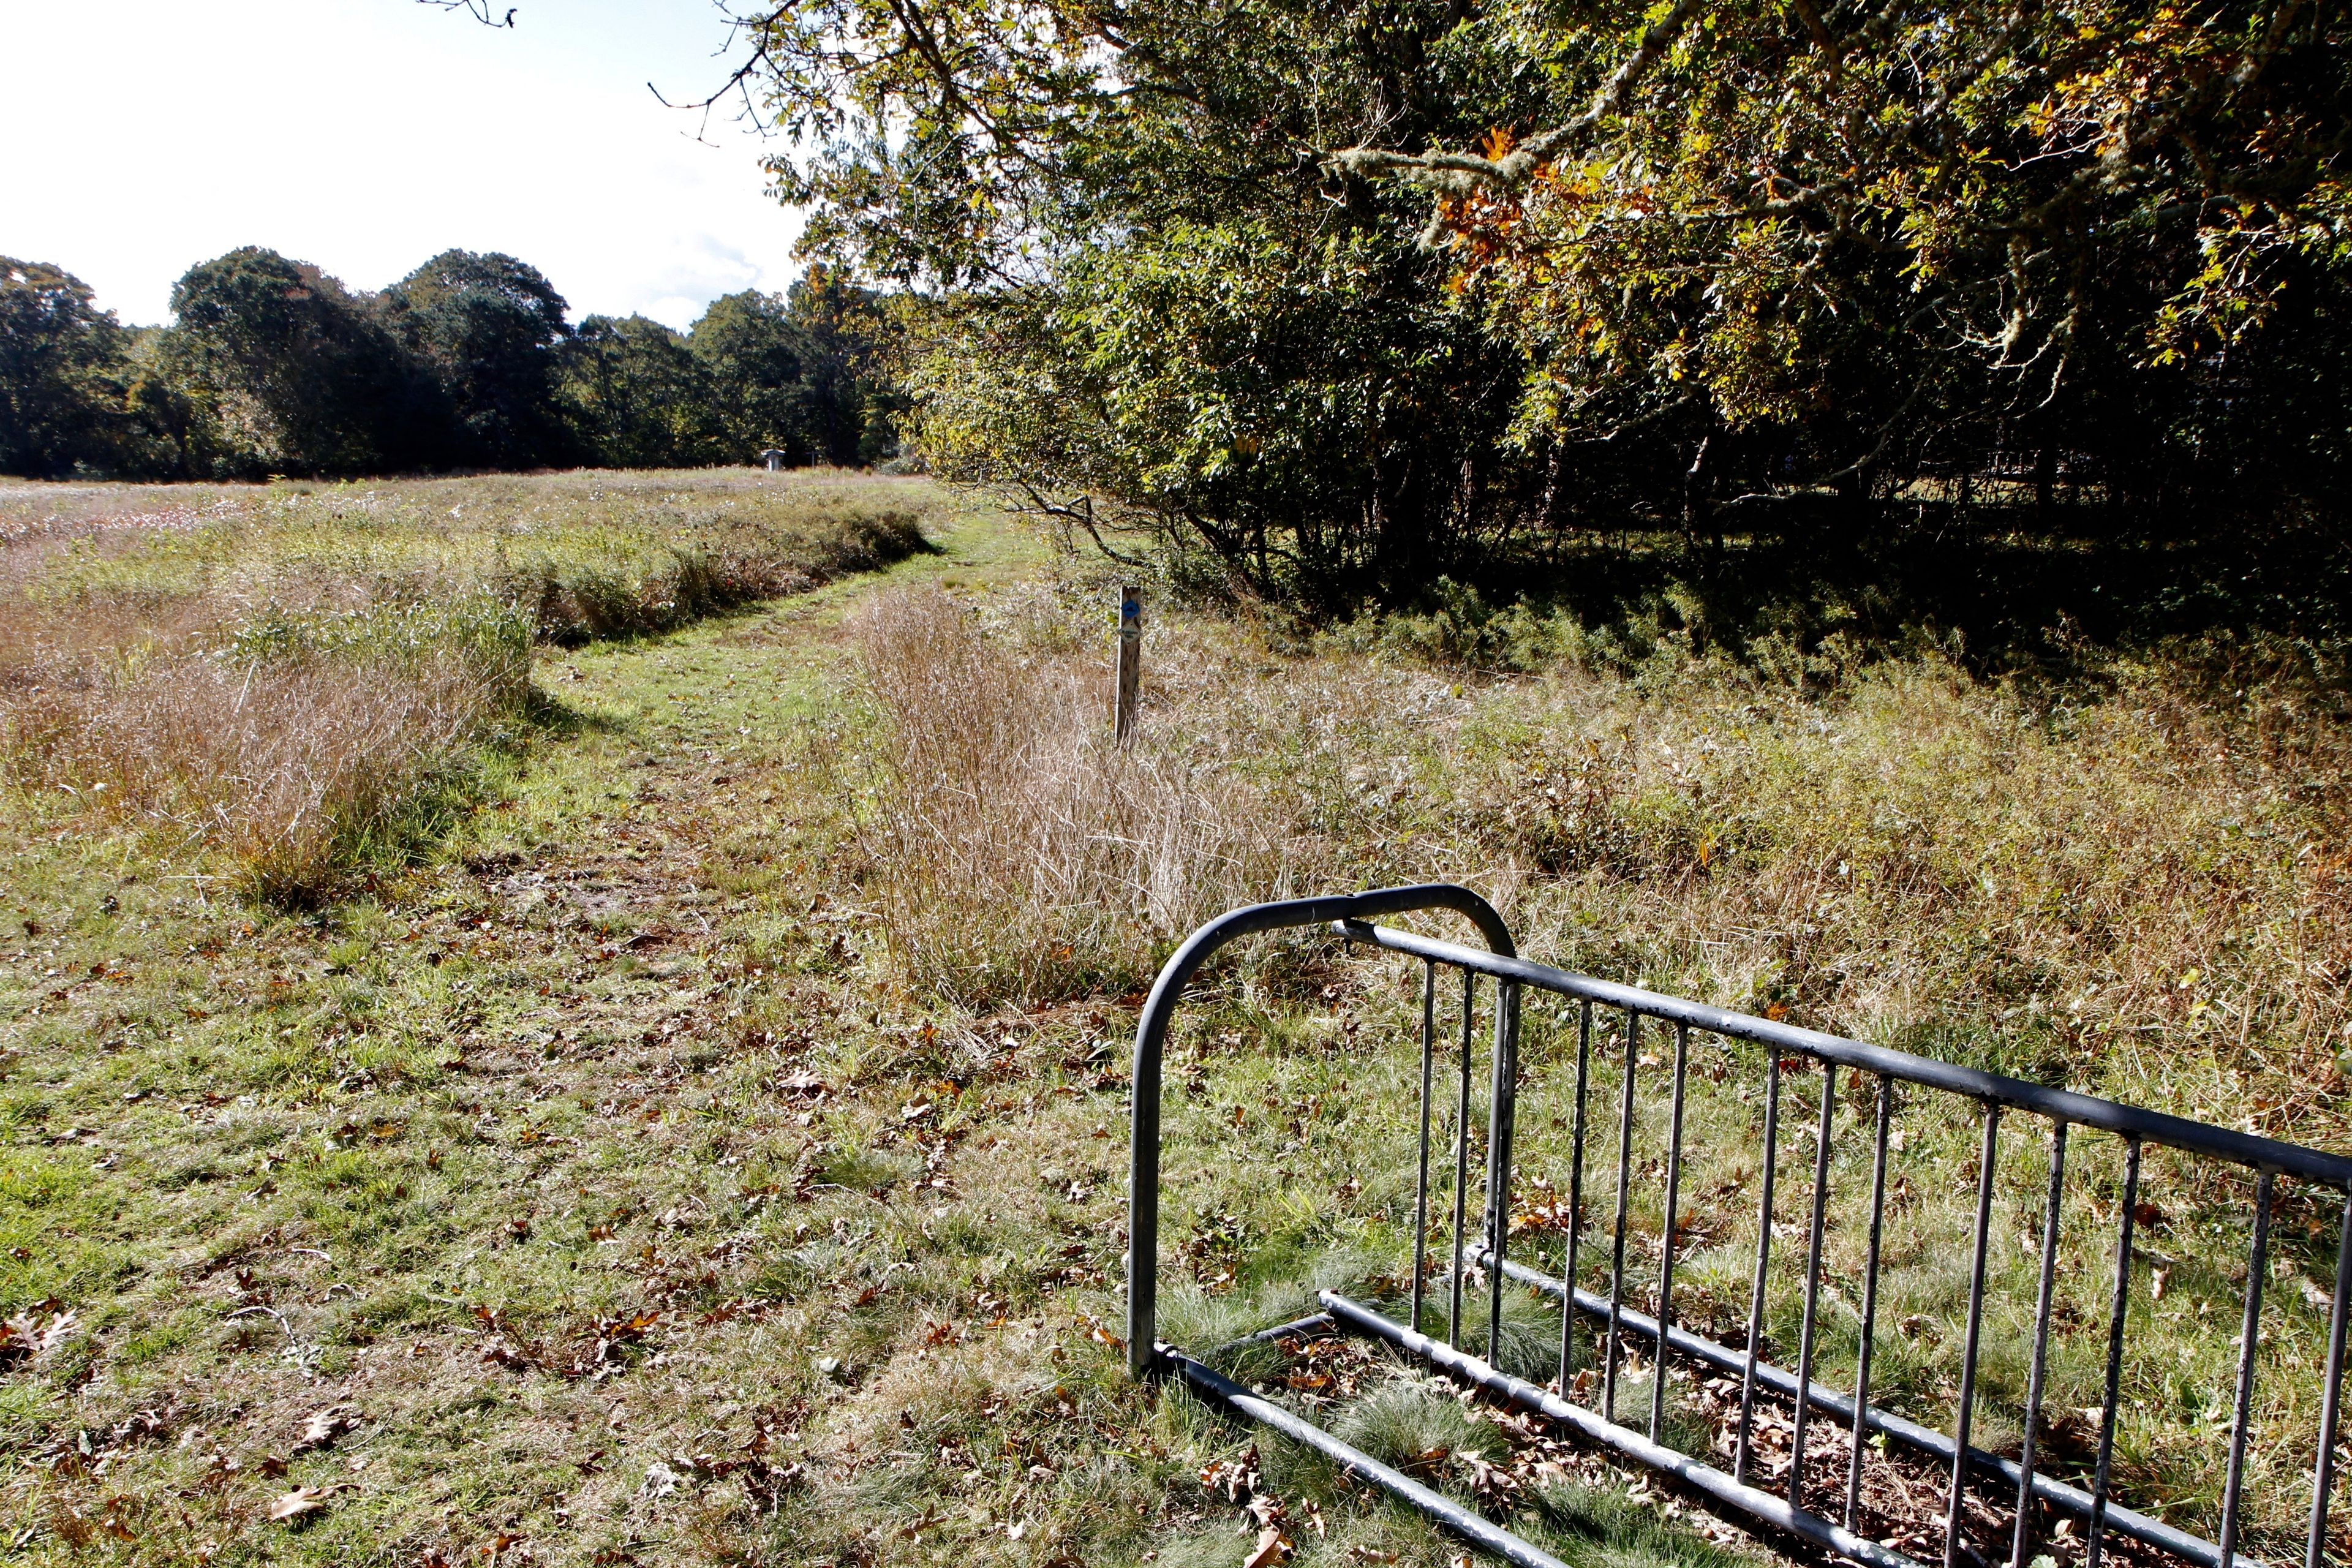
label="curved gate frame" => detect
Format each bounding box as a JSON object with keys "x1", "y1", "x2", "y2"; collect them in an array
[{"x1": 1126, "y1": 883, "x2": 1516, "y2": 1372}]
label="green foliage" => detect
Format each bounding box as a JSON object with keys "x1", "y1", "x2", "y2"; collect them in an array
[
  {"x1": 755, "y1": 0, "x2": 1541, "y2": 600},
  {"x1": 383, "y1": 249, "x2": 570, "y2": 467},
  {"x1": 690, "y1": 289, "x2": 809, "y2": 461},
  {"x1": 687, "y1": 271, "x2": 902, "y2": 467},
  {"x1": 0, "y1": 258, "x2": 135, "y2": 479},
  {"x1": 1400, "y1": 0, "x2": 2352, "y2": 524},
  {"x1": 911, "y1": 219, "x2": 1533, "y2": 601},
  {"x1": 555, "y1": 314, "x2": 724, "y2": 469},
  {"x1": 160, "y1": 246, "x2": 442, "y2": 478},
  {"x1": 1, "y1": 247, "x2": 908, "y2": 481},
  {"x1": 781, "y1": 267, "x2": 902, "y2": 467},
  {"x1": 747, "y1": 0, "x2": 2352, "y2": 596}
]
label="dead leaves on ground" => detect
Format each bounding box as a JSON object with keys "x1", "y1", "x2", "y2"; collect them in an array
[
  {"x1": 0, "y1": 1298, "x2": 79, "y2": 1370},
  {"x1": 1200, "y1": 1447, "x2": 1325, "y2": 1567},
  {"x1": 1245, "y1": 1525, "x2": 1294, "y2": 1566},
  {"x1": 292, "y1": 1406, "x2": 353, "y2": 1453},
  {"x1": 475, "y1": 1304, "x2": 664, "y2": 1381},
  {"x1": 267, "y1": 1486, "x2": 334, "y2": 1523}
]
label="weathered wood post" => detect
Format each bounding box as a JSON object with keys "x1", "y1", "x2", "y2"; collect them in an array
[{"x1": 1115, "y1": 584, "x2": 1142, "y2": 744}]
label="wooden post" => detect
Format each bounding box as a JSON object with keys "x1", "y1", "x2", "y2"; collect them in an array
[{"x1": 1115, "y1": 584, "x2": 1141, "y2": 743}]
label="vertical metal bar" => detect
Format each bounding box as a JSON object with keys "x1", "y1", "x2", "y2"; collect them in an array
[
  {"x1": 2085, "y1": 1137, "x2": 2142, "y2": 1568},
  {"x1": 1790, "y1": 1060, "x2": 1839, "y2": 1512},
  {"x1": 1735, "y1": 1048, "x2": 1784, "y2": 1487},
  {"x1": 2217, "y1": 1169, "x2": 2275, "y2": 1568},
  {"x1": 1944, "y1": 1104, "x2": 2001, "y2": 1568},
  {"x1": 1559, "y1": 1000, "x2": 1593, "y2": 1392},
  {"x1": 1845, "y1": 1075, "x2": 1894, "y2": 1531},
  {"x1": 2310, "y1": 1189, "x2": 2352, "y2": 1568},
  {"x1": 1485, "y1": 982, "x2": 1521, "y2": 1364},
  {"x1": 1449, "y1": 970, "x2": 1474, "y2": 1349},
  {"x1": 1411, "y1": 960, "x2": 1435, "y2": 1337},
  {"x1": 1651, "y1": 1022, "x2": 1691, "y2": 1445},
  {"x1": 1604, "y1": 1009, "x2": 1640, "y2": 1425},
  {"x1": 2010, "y1": 1120, "x2": 2070, "y2": 1568}
]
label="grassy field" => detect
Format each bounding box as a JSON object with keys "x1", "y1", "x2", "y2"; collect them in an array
[
  {"x1": 2, "y1": 473, "x2": 2348, "y2": 1568},
  {"x1": 1, "y1": 470, "x2": 933, "y2": 903}
]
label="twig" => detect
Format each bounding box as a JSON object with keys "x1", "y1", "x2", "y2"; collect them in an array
[
  {"x1": 224, "y1": 1305, "x2": 293, "y2": 1336},
  {"x1": 417, "y1": 0, "x2": 515, "y2": 25}
]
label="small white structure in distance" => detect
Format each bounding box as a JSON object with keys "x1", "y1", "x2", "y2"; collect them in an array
[{"x1": 760, "y1": 448, "x2": 788, "y2": 472}]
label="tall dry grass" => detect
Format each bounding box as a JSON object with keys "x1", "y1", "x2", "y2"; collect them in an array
[
  {"x1": 0, "y1": 469, "x2": 941, "y2": 903},
  {"x1": 1, "y1": 588, "x2": 526, "y2": 903},
  {"x1": 839, "y1": 589, "x2": 2352, "y2": 1555},
  {"x1": 848, "y1": 579, "x2": 2352, "y2": 1141},
  {"x1": 852, "y1": 587, "x2": 1297, "y2": 1006}
]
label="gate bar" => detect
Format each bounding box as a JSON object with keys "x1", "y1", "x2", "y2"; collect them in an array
[
  {"x1": 1846, "y1": 1074, "x2": 1894, "y2": 1532},
  {"x1": 1337, "y1": 922, "x2": 2352, "y2": 1188},
  {"x1": 1471, "y1": 1243, "x2": 2246, "y2": 1567},
  {"x1": 1127, "y1": 885, "x2": 1515, "y2": 1374},
  {"x1": 1163, "y1": 1345, "x2": 1571, "y2": 1568},
  {"x1": 1133, "y1": 892, "x2": 2327, "y2": 1568},
  {"x1": 1319, "y1": 1291, "x2": 1923, "y2": 1568}
]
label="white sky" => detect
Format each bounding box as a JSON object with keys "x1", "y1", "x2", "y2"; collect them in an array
[{"x1": 1, "y1": 0, "x2": 805, "y2": 330}]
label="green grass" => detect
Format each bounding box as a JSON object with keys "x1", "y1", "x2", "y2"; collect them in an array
[
  {"x1": 1, "y1": 473, "x2": 2346, "y2": 1567},
  {"x1": 0, "y1": 469, "x2": 944, "y2": 905}
]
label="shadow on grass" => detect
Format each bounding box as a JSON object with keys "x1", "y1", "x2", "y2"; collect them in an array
[{"x1": 1371, "y1": 502, "x2": 2352, "y2": 685}]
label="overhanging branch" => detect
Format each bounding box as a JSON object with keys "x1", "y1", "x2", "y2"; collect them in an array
[
  {"x1": 417, "y1": 0, "x2": 516, "y2": 25},
  {"x1": 1324, "y1": 0, "x2": 1705, "y2": 192}
]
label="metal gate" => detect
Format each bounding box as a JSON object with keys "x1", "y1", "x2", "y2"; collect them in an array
[{"x1": 1126, "y1": 886, "x2": 2352, "y2": 1568}]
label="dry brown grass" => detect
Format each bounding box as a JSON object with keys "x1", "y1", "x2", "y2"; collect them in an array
[
  {"x1": 838, "y1": 580, "x2": 2352, "y2": 1558},
  {"x1": 0, "y1": 588, "x2": 527, "y2": 903},
  {"x1": 851, "y1": 586, "x2": 1298, "y2": 1006},
  {"x1": 850, "y1": 573, "x2": 2352, "y2": 1140},
  {"x1": 0, "y1": 470, "x2": 945, "y2": 903}
]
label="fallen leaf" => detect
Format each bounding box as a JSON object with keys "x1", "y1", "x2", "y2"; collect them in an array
[
  {"x1": 268, "y1": 1487, "x2": 331, "y2": 1523},
  {"x1": 1245, "y1": 1526, "x2": 1294, "y2": 1567},
  {"x1": 293, "y1": 1408, "x2": 350, "y2": 1453}
]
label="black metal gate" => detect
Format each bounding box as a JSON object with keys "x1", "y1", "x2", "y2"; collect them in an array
[{"x1": 1127, "y1": 886, "x2": 2352, "y2": 1568}]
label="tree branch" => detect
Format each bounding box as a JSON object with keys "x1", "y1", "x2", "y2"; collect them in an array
[
  {"x1": 1324, "y1": 0, "x2": 1706, "y2": 192},
  {"x1": 417, "y1": 0, "x2": 515, "y2": 26}
]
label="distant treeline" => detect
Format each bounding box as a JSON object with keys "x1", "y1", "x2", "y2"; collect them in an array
[{"x1": 0, "y1": 248, "x2": 902, "y2": 480}]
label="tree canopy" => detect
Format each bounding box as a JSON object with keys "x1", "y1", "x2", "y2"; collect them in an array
[
  {"x1": 385, "y1": 249, "x2": 572, "y2": 467},
  {"x1": 0, "y1": 258, "x2": 134, "y2": 480},
  {"x1": 0, "y1": 246, "x2": 903, "y2": 481},
  {"x1": 736, "y1": 0, "x2": 2351, "y2": 602}
]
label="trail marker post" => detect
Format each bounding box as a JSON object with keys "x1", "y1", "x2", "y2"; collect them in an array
[{"x1": 1115, "y1": 584, "x2": 1142, "y2": 743}]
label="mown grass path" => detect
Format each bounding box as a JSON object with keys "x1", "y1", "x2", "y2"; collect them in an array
[{"x1": 12, "y1": 500, "x2": 1650, "y2": 1568}]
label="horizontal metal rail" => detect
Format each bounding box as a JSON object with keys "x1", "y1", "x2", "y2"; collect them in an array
[
  {"x1": 1336, "y1": 920, "x2": 2352, "y2": 1189},
  {"x1": 1319, "y1": 1291, "x2": 1921, "y2": 1568},
  {"x1": 1166, "y1": 1346, "x2": 1570, "y2": 1568},
  {"x1": 1467, "y1": 1246, "x2": 2236, "y2": 1568}
]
